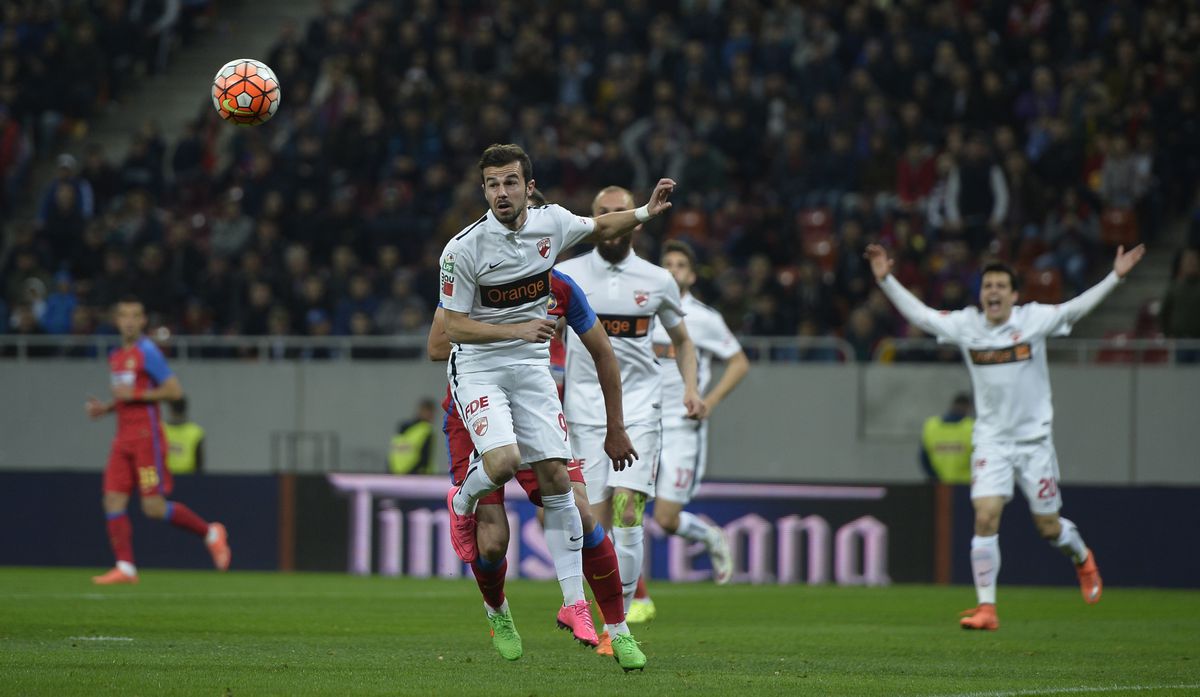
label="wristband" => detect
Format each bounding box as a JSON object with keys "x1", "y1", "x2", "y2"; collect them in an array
[{"x1": 634, "y1": 204, "x2": 652, "y2": 223}]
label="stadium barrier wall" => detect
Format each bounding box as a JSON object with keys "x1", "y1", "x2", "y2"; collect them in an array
[{"x1": 1, "y1": 362, "x2": 1197, "y2": 484}]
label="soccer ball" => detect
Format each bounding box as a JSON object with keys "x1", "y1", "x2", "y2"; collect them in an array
[{"x1": 212, "y1": 59, "x2": 281, "y2": 126}]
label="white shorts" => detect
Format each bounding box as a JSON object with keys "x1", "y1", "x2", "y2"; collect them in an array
[
  {"x1": 571, "y1": 421, "x2": 661, "y2": 505},
  {"x1": 656, "y1": 421, "x2": 707, "y2": 504},
  {"x1": 970, "y1": 438, "x2": 1063, "y2": 515},
  {"x1": 449, "y1": 363, "x2": 571, "y2": 465}
]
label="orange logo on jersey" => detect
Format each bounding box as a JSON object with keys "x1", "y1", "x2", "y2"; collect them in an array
[
  {"x1": 969, "y1": 342, "x2": 1032, "y2": 365},
  {"x1": 598, "y1": 314, "x2": 651, "y2": 338},
  {"x1": 480, "y1": 271, "x2": 550, "y2": 309}
]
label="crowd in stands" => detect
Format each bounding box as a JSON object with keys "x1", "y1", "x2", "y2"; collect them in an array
[{"x1": 2, "y1": 0, "x2": 1199, "y2": 361}]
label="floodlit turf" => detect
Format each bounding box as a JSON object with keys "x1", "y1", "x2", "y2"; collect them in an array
[{"x1": 0, "y1": 568, "x2": 1197, "y2": 697}]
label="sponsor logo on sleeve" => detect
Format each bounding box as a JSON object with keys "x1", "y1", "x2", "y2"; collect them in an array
[
  {"x1": 441, "y1": 253, "x2": 455, "y2": 273},
  {"x1": 537, "y1": 237, "x2": 551, "y2": 258},
  {"x1": 441, "y1": 272, "x2": 454, "y2": 297},
  {"x1": 479, "y1": 271, "x2": 551, "y2": 309}
]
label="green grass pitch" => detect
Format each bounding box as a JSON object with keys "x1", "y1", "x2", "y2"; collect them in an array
[{"x1": 1, "y1": 568, "x2": 1197, "y2": 696}]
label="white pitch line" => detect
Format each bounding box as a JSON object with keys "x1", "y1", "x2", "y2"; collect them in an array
[
  {"x1": 68, "y1": 636, "x2": 133, "y2": 642},
  {"x1": 933, "y1": 684, "x2": 1200, "y2": 697}
]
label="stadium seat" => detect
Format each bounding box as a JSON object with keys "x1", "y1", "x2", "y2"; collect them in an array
[
  {"x1": 666, "y1": 208, "x2": 709, "y2": 243},
  {"x1": 1022, "y1": 268, "x2": 1063, "y2": 304},
  {"x1": 1100, "y1": 207, "x2": 1139, "y2": 247}
]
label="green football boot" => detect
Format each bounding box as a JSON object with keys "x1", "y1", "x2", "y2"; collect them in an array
[
  {"x1": 487, "y1": 608, "x2": 523, "y2": 661},
  {"x1": 610, "y1": 633, "x2": 647, "y2": 672}
]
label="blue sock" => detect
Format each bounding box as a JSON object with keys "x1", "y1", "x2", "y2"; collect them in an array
[
  {"x1": 475, "y1": 555, "x2": 505, "y2": 572},
  {"x1": 583, "y1": 524, "x2": 606, "y2": 549}
]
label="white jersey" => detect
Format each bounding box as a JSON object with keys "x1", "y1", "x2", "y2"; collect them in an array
[
  {"x1": 438, "y1": 204, "x2": 595, "y2": 373},
  {"x1": 558, "y1": 248, "x2": 684, "y2": 426},
  {"x1": 652, "y1": 293, "x2": 742, "y2": 425},
  {"x1": 879, "y1": 272, "x2": 1121, "y2": 443}
]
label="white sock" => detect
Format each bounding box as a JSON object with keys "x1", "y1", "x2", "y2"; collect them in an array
[
  {"x1": 541, "y1": 492, "x2": 585, "y2": 605},
  {"x1": 1054, "y1": 517, "x2": 1089, "y2": 565},
  {"x1": 970, "y1": 534, "x2": 1000, "y2": 605},
  {"x1": 117, "y1": 561, "x2": 137, "y2": 577},
  {"x1": 484, "y1": 599, "x2": 509, "y2": 617},
  {"x1": 605, "y1": 621, "x2": 631, "y2": 637},
  {"x1": 453, "y1": 464, "x2": 498, "y2": 515},
  {"x1": 612, "y1": 525, "x2": 645, "y2": 613},
  {"x1": 675, "y1": 511, "x2": 717, "y2": 548}
]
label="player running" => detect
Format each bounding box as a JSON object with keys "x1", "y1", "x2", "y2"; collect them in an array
[
  {"x1": 556, "y1": 186, "x2": 706, "y2": 644},
  {"x1": 628, "y1": 239, "x2": 749, "y2": 623},
  {"x1": 428, "y1": 268, "x2": 644, "y2": 669},
  {"x1": 85, "y1": 297, "x2": 230, "y2": 584},
  {"x1": 439, "y1": 144, "x2": 673, "y2": 669},
  {"x1": 865, "y1": 243, "x2": 1146, "y2": 630}
]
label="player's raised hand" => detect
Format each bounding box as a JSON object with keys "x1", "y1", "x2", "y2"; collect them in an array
[
  {"x1": 85, "y1": 396, "x2": 109, "y2": 419},
  {"x1": 511, "y1": 318, "x2": 557, "y2": 343},
  {"x1": 864, "y1": 244, "x2": 894, "y2": 282},
  {"x1": 683, "y1": 392, "x2": 709, "y2": 421},
  {"x1": 604, "y1": 425, "x2": 638, "y2": 471},
  {"x1": 1113, "y1": 244, "x2": 1146, "y2": 278},
  {"x1": 645, "y1": 178, "x2": 676, "y2": 217}
]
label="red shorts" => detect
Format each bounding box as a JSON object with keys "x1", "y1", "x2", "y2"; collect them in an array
[
  {"x1": 445, "y1": 405, "x2": 583, "y2": 508},
  {"x1": 103, "y1": 433, "x2": 173, "y2": 497}
]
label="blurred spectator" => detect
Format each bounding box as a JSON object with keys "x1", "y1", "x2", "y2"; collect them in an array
[
  {"x1": 920, "y1": 393, "x2": 974, "y2": 484},
  {"x1": 1161, "y1": 248, "x2": 1200, "y2": 363},
  {"x1": 163, "y1": 399, "x2": 206, "y2": 476},
  {"x1": 388, "y1": 398, "x2": 437, "y2": 475},
  {"x1": 945, "y1": 134, "x2": 1009, "y2": 253}
]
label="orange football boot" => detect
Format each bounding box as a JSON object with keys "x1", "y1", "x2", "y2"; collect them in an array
[
  {"x1": 92, "y1": 567, "x2": 139, "y2": 585},
  {"x1": 595, "y1": 630, "x2": 613, "y2": 656},
  {"x1": 1076, "y1": 548, "x2": 1102, "y2": 605},
  {"x1": 959, "y1": 603, "x2": 999, "y2": 631},
  {"x1": 206, "y1": 522, "x2": 231, "y2": 571}
]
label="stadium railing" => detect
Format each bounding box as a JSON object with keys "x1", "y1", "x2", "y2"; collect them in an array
[{"x1": 2, "y1": 335, "x2": 1199, "y2": 364}]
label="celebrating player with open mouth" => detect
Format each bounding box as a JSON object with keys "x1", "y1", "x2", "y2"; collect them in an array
[
  {"x1": 437, "y1": 144, "x2": 675, "y2": 670},
  {"x1": 865, "y1": 242, "x2": 1145, "y2": 630}
]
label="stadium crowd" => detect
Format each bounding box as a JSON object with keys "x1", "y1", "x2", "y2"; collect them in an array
[{"x1": 2, "y1": 0, "x2": 1199, "y2": 360}]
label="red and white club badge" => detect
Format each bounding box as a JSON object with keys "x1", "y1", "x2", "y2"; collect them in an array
[
  {"x1": 633, "y1": 290, "x2": 650, "y2": 306},
  {"x1": 473, "y1": 418, "x2": 489, "y2": 436},
  {"x1": 537, "y1": 237, "x2": 551, "y2": 258}
]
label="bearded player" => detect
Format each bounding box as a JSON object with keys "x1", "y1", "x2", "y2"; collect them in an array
[
  {"x1": 556, "y1": 186, "x2": 706, "y2": 649},
  {"x1": 439, "y1": 144, "x2": 674, "y2": 670},
  {"x1": 865, "y1": 243, "x2": 1145, "y2": 630},
  {"x1": 627, "y1": 239, "x2": 749, "y2": 622},
  {"x1": 85, "y1": 297, "x2": 230, "y2": 584},
  {"x1": 428, "y1": 267, "x2": 644, "y2": 669}
]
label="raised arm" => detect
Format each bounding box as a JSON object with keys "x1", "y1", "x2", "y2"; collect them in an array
[
  {"x1": 577, "y1": 323, "x2": 638, "y2": 470},
  {"x1": 587, "y1": 178, "x2": 676, "y2": 243},
  {"x1": 865, "y1": 244, "x2": 963, "y2": 339},
  {"x1": 665, "y1": 321, "x2": 707, "y2": 420},
  {"x1": 1055, "y1": 244, "x2": 1145, "y2": 325}
]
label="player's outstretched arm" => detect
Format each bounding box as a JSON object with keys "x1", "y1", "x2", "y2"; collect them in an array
[
  {"x1": 665, "y1": 321, "x2": 707, "y2": 420},
  {"x1": 442, "y1": 309, "x2": 556, "y2": 345},
  {"x1": 111, "y1": 375, "x2": 184, "y2": 404},
  {"x1": 578, "y1": 323, "x2": 638, "y2": 470},
  {"x1": 704, "y1": 350, "x2": 750, "y2": 414},
  {"x1": 588, "y1": 178, "x2": 676, "y2": 243},
  {"x1": 427, "y1": 307, "x2": 452, "y2": 361},
  {"x1": 1055, "y1": 244, "x2": 1146, "y2": 324},
  {"x1": 865, "y1": 244, "x2": 962, "y2": 339}
]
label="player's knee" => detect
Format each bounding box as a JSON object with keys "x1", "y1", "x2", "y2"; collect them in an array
[
  {"x1": 653, "y1": 507, "x2": 678, "y2": 533},
  {"x1": 141, "y1": 498, "x2": 167, "y2": 519},
  {"x1": 613, "y1": 491, "x2": 645, "y2": 528},
  {"x1": 477, "y1": 534, "x2": 507, "y2": 561},
  {"x1": 1034, "y1": 517, "x2": 1061, "y2": 540},
  {"x1": 973, "y1": 512, "x2": 1000, "y2": 536}
]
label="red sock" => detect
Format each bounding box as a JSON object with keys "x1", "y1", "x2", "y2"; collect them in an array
[
  {"x1": 582, "y1": 536, "x2": 625, "y2": 626},
  {"x1": 167, "y1": 502, "x2": 209, "y2": 537},
  {"x1": 635, "y1": 574, "x2": 649, "y2": 600},
  {"x1": 105, "y1": 513, "x2": 135, "y2": 565},
  {"x1": 471, "y1": 558, "x2": 507, "y2": 609}
]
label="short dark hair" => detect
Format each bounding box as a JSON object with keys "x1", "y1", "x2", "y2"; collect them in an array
[
  {"x1": 980, "y1": 261, "x2": 1018, "y2": 291},
  {"x1": 478, "y1": 144, "x2": 532, "y2": 184},
  {"x1": 661, "y1": 239, "x2": 697, "y2": 269},
  {"x1": 169, "y1": 398, "x2": 187, "y2": 414},
  {"x1": 115, "y1": 294, "x2": 144, "y2": 308}
]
